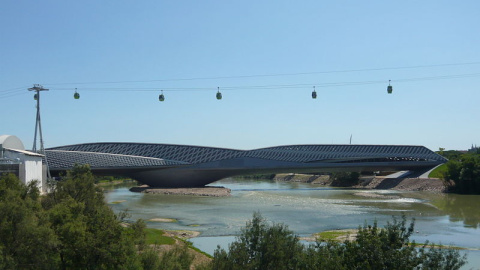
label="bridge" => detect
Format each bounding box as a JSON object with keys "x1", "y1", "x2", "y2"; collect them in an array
[{"x1": 46, "y1": 143, "x2": 447, "y2": 187}]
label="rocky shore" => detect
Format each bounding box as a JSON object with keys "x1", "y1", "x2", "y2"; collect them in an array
[
  {"x1": 358, "y1": 177, "x2": 447, "y2": 192},
  {"x1": 130, "y1": 185, "x2": 231, "y2": 197},
  {"x1": 274, "y1": 173, "x2": 447, "y2": 193}
]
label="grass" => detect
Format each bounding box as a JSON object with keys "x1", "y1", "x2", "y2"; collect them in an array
[
  {"x1": 315, "y1": 230, "x2": 355, "y2": 241},
  {"x1": 428, "y1": 164, "x2": 447, "y2": 179},
  {"x1": 110, "y1": 200, "x2": 126, "y2": 204},
  {"x1": 145, "y1": 228, "x2": 176, "y2": 245},
  {"x1": 96, "y1": 179, "x2": 136, "y2": 186}
]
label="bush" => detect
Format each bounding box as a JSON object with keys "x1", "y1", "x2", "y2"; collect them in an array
[
  {"x1": 211, "y1": 213, "x2": 467, "y2": 270},
  {"x1": 330, "y1": 172, "x2": 360, "y2": 187},
  {"x1": 212, "y1": 212, "x2": 305, "y2": 270},
  {"x1": 444, "y1": 153, "x2": 480, "y2": 194}
]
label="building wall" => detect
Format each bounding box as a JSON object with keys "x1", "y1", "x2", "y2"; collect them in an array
[
  {"x1": 6, "y1": 151, "x2": 44, "y2": 193},
  {"x1": 19, "y1": 159, "x2": 43, "y2": 189}
]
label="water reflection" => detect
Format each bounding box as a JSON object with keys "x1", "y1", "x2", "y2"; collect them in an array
[{"x1": 431, "y1": 194, "x2": 480, "y2": 228}]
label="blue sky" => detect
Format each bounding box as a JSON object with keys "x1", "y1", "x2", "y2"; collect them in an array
[{"x1": 1, "y1": 1, "x2": 479, "y2": 151}]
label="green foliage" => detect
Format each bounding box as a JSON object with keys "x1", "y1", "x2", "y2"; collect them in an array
[
  {"x1": 0, "y1": 165, "x2": 200, "y2": 270},
  {"x1": 1, "y1": 166, "x2": 142, "y2": 269},
  {"x1": 159, "y1": 245, "x2": 195, "y2": 270},
  {"x1": 94, "y1": 175, "x2": 132, "y2": 184},
  {"x1": 41, "y1": 164, "x2": 142, "y2": 269},
  {"x1": 315, "y1": 230, "x2": 352, "y2": 241},
  {"x1": 339, "y1": 216, "x2": 421, "y2": 269},
  {"x1": 438, "y1": 150, "x2": 463, "y2": 160},
  {"x1": 429, "y1": 164, "x2": 447, "y2": 179},
  {"x1": 331, "y1": 172, "x2": 360, "y2": 187},
  {"x1": 145, "y1": 228, "x2": 176, "y2": 245},
  {"x1": 0, "y1": 174, "x2": 58, "y2": 269},
  {"x1": 139, "y1": 247, "x2": 161, "y2": 270},
  {"x1": 212, "y1": 212, "x2": 306, "y2": 270},
  {"x1": 211, "y1": 213, "x2": 467, "y2": 270},
  {"x1": 443, "y1": 153, "x2": 480, "y2": 194}
]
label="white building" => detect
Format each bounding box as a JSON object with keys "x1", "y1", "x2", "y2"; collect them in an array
[{"x1": 0, "y1": 135, "x2": 47, "y2": 194}]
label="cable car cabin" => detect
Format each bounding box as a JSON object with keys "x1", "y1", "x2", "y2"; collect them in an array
[
  {"x1": 216, "y1": 92, "x2": 222, "y2": 100},
  {"x1": 312, "y1": 91, "x2": 317, "y2": 99},
  {"x1": 34, "y1": 94, "x2": 38, "y2": 100},
  {"x1": 159, "y1": 94, "x2": 165, "y2": 101},
  {"x1": 74, "y1": 92, "x2": 80, "y2": 99},
  {"x1": 387, "y1": 85, "x2": 393, "y2": 94}
]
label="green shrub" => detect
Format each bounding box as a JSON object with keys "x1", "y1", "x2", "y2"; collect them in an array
[{"x1": 211, "y1": 213, "x2": 467, "y2": 270}]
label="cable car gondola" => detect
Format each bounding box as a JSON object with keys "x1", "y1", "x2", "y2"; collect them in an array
[
  {"x1": 34, "y1": 93, "x2": 38, "y2": 100},
  {"x1": 216, "y1": 87, "x2": 222, "y2": 100},
  {"x1": 159, "y1": 90, "x2": 165, "y2": 102},
  {"x1": 312, "y1": 86, "x2": 317, "y2": 99},
  {"x1": 387, "y1": 80, "x2": 393, "y2": 94}
]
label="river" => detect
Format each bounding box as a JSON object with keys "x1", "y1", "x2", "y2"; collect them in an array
[{"x1": 104, "y1": 178, "x2": 480, "y2": 269}]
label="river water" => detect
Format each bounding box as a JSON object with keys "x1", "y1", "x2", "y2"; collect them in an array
[{"x1": 104, "y1": 178, "x2": 480, "y2": 269}]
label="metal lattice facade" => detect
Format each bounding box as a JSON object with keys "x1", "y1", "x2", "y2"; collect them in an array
[
  {"x1": 48, "y1": 143, "x2": 446, "y2": 166},
  {"x1": 49, "y1": 143, "x2": 243, "y2": 165},
  {"x1": 46, "y1": 143, "x2": 447, "y2": 187}
]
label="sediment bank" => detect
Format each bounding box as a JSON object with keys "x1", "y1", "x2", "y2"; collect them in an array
[
  {"x1": 273, "y1": 173, "x2": 447, "y2": 193},
  {"x1": 130, "y1": 185, "x2": 231, "y2": 197}
]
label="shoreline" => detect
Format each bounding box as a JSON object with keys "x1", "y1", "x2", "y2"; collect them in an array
[
  {"x1": 273, "y1": 173, "x2": 447, "y2": 193},
  {"x1": 130, "y1": 185, "x2": 231, "y2": 197}
]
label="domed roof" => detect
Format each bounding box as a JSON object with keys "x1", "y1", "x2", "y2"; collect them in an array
[{"x1": 0, "y1": 135, "x2": 25, "y2": 150}]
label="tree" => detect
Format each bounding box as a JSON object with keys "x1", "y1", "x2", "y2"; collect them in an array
[
  {"x1": 0, "y1": 174, "x2": 58, "y2": 269},
  {"x1": 331, "y1": 172, "x2": 360, "y2": 187},
  {"x1": 211, "y1": 213, "x2": 467, "y2": 270},
  {"x1": 212, "y1": 212, "x2": 305, "y2": 270},
  {"x1": 159, "y1": 245, "x2": 195, "y2": 270},
  {"x1": 2, "y1": 165, "x2": 200, "y2": 269},
  {"x1": 444, "y1": 153, "x2": 480, "y2": 194},
  {"x1": 42, "y1": 164, "x2": 141, "y2": 269}
]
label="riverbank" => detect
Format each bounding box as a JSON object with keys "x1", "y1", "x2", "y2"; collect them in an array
[
  {"x1": 358, "y1": 176, "x2": 446, "y2": 192},
  {"x1": 141, "y1": 227, "x2": 211, "y2": 269},
  {"x1": 274, "y1": 173, "x2": 447, "y2": 192},
  {"x1": 130, "y1": 185, "x2": 232, "y2": 197}
]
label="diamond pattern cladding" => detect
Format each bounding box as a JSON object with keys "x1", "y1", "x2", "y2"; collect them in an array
[
  {"x1": 47, "y1": 150, "x2": 185, "y2": 169},
  {"x1": 47, "y1": 143, "x2": 447, "y2": 167}
]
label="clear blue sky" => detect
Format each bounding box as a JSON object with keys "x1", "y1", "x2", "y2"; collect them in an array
[{"x1": 1, "y1": 1, "x2": 479, "y2": 151}]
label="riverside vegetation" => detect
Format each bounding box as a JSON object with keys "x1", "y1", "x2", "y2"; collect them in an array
[
  {"x1": 0, "y1": 165, "x2": 468, "y2": 269},
  {"x1": 431, "y1": 148, "x2": 480, "y2": 194},
  {"x1": 211, "y1": 213, "x2": 466, "y2": 270},
  {"x1": 0, "y1": 164, "x2": 205, "y2": 270}
]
